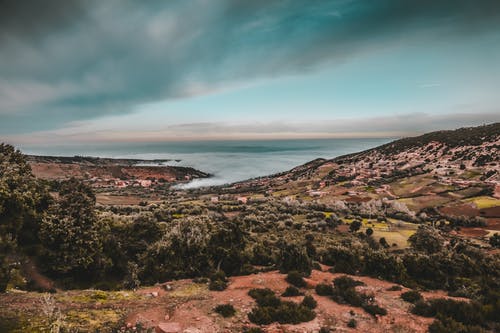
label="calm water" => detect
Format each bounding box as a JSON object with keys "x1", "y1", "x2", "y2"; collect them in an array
[{"x1": 19, "y1": 138, "x2": 393, "y2": 187}]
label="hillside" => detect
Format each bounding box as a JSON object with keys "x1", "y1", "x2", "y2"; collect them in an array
[
  {"x1": 204, "y1": 123, "x2": 500, "y2": 239},
  {"x1": 1, "y1": 124, "x2": 499, "y2": 333}
]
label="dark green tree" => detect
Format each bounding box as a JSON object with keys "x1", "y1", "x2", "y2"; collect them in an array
[
  {"x1": 279, "y1": 243, "x2": 312, "y2": 276},
  {"x1": 349, "y1": 220, "x2": 362, "y2": 233},
  {"x1": 409, "y1": 226, "x2": 443, "y2": 254},
  {"x1": 0, "y1": 144, "x2": 50, "y2": 291},
  {"x1": 39, "y1": 178, "x2": 104, "y2": 278}
]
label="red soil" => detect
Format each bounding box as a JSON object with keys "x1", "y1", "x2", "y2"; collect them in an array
[{"x1": 125, "y1": 269, "x2": 465, "y2": 333}]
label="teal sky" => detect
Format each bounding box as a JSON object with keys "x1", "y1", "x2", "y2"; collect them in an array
[{"x1": 1, "y1": 0, "x2": 499, "y2": 143}]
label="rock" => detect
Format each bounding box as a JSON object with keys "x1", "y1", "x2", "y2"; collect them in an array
[
  {"x1": 164, "y1": 314, "x2": 170, "y2": 320},
  {"x1": 151, "y1": 291, "x2": 159, "y2": 297},
  {"x1": 157, "y1": 322, "x2": 182, "y2": 333}
]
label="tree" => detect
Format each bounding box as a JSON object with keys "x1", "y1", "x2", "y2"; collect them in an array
[
  {"x1": 489, "y1": 233, "x2": 500, "y2": 248},
  {"x1": 279, "y1": 243, "x2": 312, "y2": 276},
  {"x1": 365, "y1": 228, "x2": 374, "y2": 236},
  {"x1": 349, "y1": 220, "x2": 362, "y2": 233},
  {"x1": 408, "y1": 226, "x2": 443, "y2": 254},
  {"x1": 0, "y1": 144, "x2": 51, "y2": 291},
  {"x1": 39, "y1": 178, "x2": 104, "y2": 278}
]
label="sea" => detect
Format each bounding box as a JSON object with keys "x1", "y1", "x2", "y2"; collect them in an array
[{"x1": 19, "y1": 138, "x2": 393, "y2": 188}]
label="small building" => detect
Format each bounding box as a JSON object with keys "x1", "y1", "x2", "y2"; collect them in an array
[{"x1": 237, "y1": 196, "x2": 248, "y2": 204}]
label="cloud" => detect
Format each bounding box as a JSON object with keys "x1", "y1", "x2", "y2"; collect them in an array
[
  {"x1": 4, "y1": 111, "x2": 499, "y2": 145},
  {"x1": 1, "y1": 0, "x2": 500, "y2": 133}
]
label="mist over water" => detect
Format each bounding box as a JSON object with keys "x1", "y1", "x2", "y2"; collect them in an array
[{"x1": 19, "y1": 138, "x2": 393, "y2": 187}]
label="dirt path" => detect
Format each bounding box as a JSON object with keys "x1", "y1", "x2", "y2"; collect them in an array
[{"x1": 21, "y1": 258, "x2": 57, "y2": 292}]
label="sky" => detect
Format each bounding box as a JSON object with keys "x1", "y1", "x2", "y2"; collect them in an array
[{"x1": 1, "y1": 0, "x2": 500, "y2": 144}]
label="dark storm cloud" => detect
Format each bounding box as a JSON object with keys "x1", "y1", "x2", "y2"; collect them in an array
[
  {"x1": 1, "y1": 0, "x2": 500, "y2": 133},
  {"x1": 0, "y1": 0, "x2": 90, "y2": 41}
]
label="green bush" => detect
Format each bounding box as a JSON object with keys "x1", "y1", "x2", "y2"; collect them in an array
[
  {"x1": 248, "y1": 288, "x2": 275, "y2": 300},
  {"x1": 333, "y1": 276, "x2": 364, "y2": 289},
  {"x1": 279, "y1": 244, "x2": 312, "y2": 275},
  {"x1": 209, "y1": 279, "x2": 227, "y2": 291},
  {"x1": 248, "y1": 301, "x2": 316, "y2": 325},
  {"x1": 331, "y1": 287, "x2": 366, "y2": 307},
  {"x1": 328, "y1": 276, "x2": 387, "y2": 317},
  {"x1": 428, "y1": 317, "x2": 487, "y2": 333},
  {"x1": 347, "y1": 318, "x2": 357, "y2": 328},
  {"x1": 209, "y1": 271, "x2": 228, "y2": 291},
  {"x1": 214, "y1": 304, "x2": 236, "y2": 317},
  {"x1": 411, "y1": 299, "x2": 484, "y2": 326},
  {"x1": 401, "y1": 290, "x2": 423, "y2": 303},
  {"x1": 362, "y1": 303, "x2": 387, "y2": 316},
  {"x1": 248, "y1": 288, "x2": 281, "y2": 307},
  {"x1": 247, "y1": 288, "x2": 316, "y2": 325},
  {"x1": 282, "y1": 286, "x2": 302, "y2": 297},
  {"x1": 301, "y1": 295, "x2": 317, "y2": 309},
  {"x1": 286, "y1": 271, "x2": 306, "y2": 288},
  {"x1": 315, "y1": 283, "x2": 334, "y2": 296}
]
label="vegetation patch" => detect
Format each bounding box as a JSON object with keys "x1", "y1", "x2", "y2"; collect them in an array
[
  {"x1": 247, "y1": 288, "x2": 316, "y2": 325},
  {"x1": 214, "y1": 304, "x2": 236, "y2": 317},
  {"x1": 465, "y1": 196, "x2": 500, "y2": 209},
  {"x1": 400, "y1": 290, "x2": 423, "y2": 304}
]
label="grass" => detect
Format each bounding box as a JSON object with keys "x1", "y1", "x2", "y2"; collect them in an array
[
  {"x1": 0, "y1": 292, "x2": 127, "y2": 333},
  {"x1": 390, "y1": 175, "x2": 435, "y2": 197},
  {"x1": 464, "y1": 196, "x2": 500, "y2": 209},
  {"x1": 55, "y1": 290, "x2": 141, "y2": 304},
  {"x1": 170, "y1": 283, "x2": 207, "y2": 298},
  {"x1": 64, "y1": 309, "x2": 123, "y2": 331}
]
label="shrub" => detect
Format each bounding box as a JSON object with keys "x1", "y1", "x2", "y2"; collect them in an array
[
  {"x1": 248, "y1": 288, "x2": 281, "y2": 307},
  {"x1": 332, "y1": 287, "x2": 366, "y2": 307},
  {"x1": 315, "y1": 283, "x2": 334, "y2": 296},
  {"x1": 248, "y1": 301, "x2": 316, "y2": 325},
  {"x1": 209, "y1": 271, "x2": 228, "y2": 291},
  {"x1": 209, "y1": 279, "x2": 227, "y2": 291},
  {"x1": 362, "y1": 303, "x2": 387, "y2": 316},
  {"x1": 328, "y1": 276, "x2": 387, "y2": 317},
  {"x1": 333, "y1": 276, "x2": 364, "y2": 289},
  {"x1": 349, "y1": 221, "x2": 362, "y2": 232},
  {"x1": 411, "y1": 299, "x2": 484, "y2": 326},
  {"x1": 282, "y1": 286, "x2": 302, "y2": 297},
  {"x1": 279, "y1": 244, "x2": 312, "y2": 275},
  {"x1": 286, "y1": 271, "x2": 306, "y2": 288},
  {"x1": 210, "y1": 271, "x2": 227, "y2": 283},
  {"x1": 428, "y1": 317, "x2": 486, "y2": 333},
  {"x1": 301, "y1": 295, "x2": 317, "y2": 309},
  {"x1": 490, "y1": 233, "x2": 500, "y2": 248},
  {"x1": 319, "y1": 328, "x2": 331, "y2": 333},
  {"x1": 347, "y1": 318, "x2": 357, "y2": 328},
  {"x1": 275, "y1": 301, "x2": 316, "y2": 324},
  {"x1": 247, "y1": 288, "x2": 316, "y2": 325},
  {"x1": 214, "y1": 304, "x2": 236, "y2": 317},
  {"x1": 401, "y1": 290, "x2": 423, "y2": 303},
  {"x1": 248, "y1": 288, "x2": 275, "y2": 300},
  {"x1": 247, "y1": 306, "x2": 274, "y2": 325}
]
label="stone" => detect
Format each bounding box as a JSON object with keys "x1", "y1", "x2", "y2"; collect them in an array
[{"x1": 157, "y1": 322, "x2": 182, "y2": 333}]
